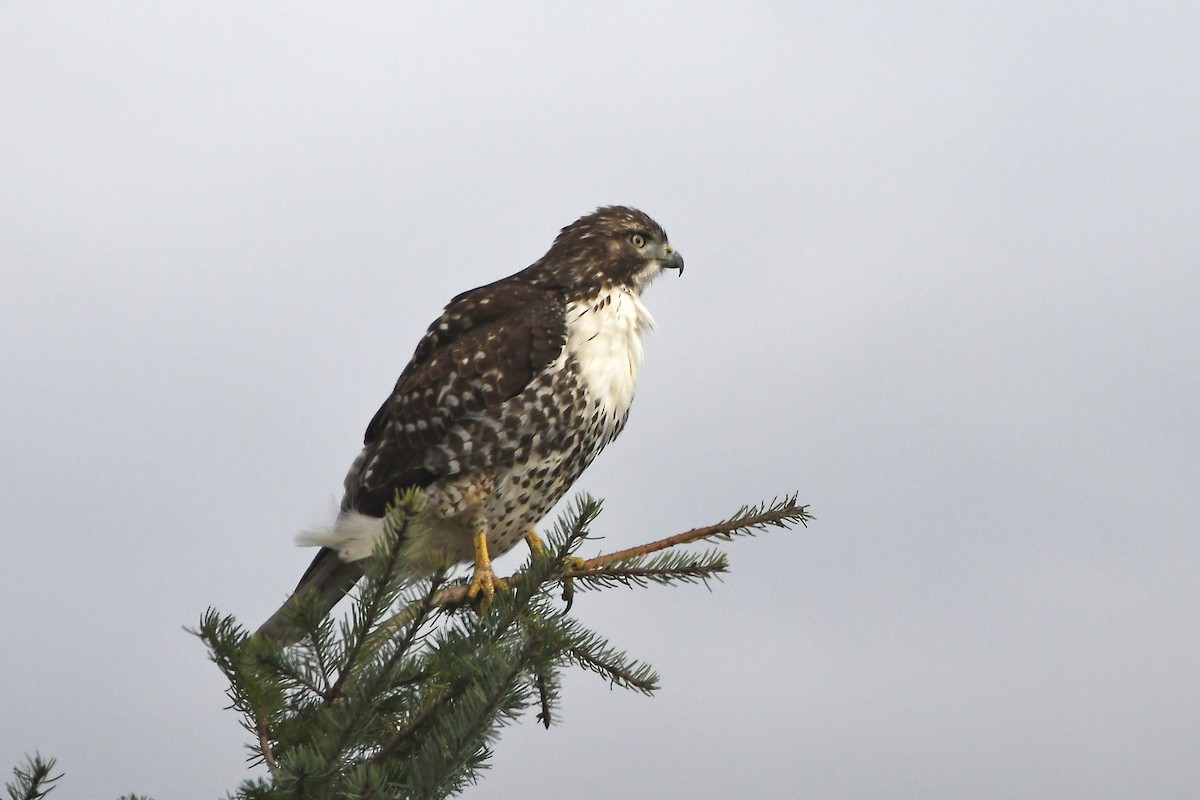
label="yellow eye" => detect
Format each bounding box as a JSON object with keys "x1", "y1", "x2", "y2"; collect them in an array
[{"x1": 630, "y1": 233, "x2": 646, "y2": 248}]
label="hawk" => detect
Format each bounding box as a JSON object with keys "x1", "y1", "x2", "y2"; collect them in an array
[{"x1": 256, "y1": 206, "x2": 683, "y2": 644}]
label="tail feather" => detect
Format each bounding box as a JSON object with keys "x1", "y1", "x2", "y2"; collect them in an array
[{"x1": 254, "y1": 547, "x2": 364, "y2": 646}]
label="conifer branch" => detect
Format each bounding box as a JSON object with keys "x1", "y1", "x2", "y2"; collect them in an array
[
  {"x1": 371, "y1": 683, "x2": 458, "y2": 762},
  {"x1": 258, "y1": 650, "x2": 328, "y2": 701},
  {"x1": 577, "y1": 494, "x2": 811, "y2": 569},
  {"x1": 255, "y1": 719, "x2": 280, "y2": 781},
  {"x1": 326, "y1": 489, "x2": 421, "y2": 704},
  {"x1": 568, "y1": 646, "x2": 659, "y2": 694},
  {"x1": 176, "y1": 490, "x2": 814, "y2": 796},
  {"x1": 375, "y1": 494, "x2": 809, "y2": 613},
  {"x1": 11, "y1": 491, "x2": 810, "y2": 796},
  {"x1": 569, "y1": 549, "x2": 729, "y2": 590},
  {"x1": 4, "y1": 754, "x2": 61, "y2": 800},
  {"x1": 427, "y1": 637, "x2": 540, "y2": 777},
  {"x1": 534, "y1": 667, "x2": 556, "y2": 729}
]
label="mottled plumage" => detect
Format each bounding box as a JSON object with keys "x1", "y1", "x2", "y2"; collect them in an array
[{"x1": 257, "y1": 206, "x2": 683, "y2": 644}]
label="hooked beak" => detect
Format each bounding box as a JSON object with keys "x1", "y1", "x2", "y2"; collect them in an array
[{"x1": 661, "y1": 245, "x2": 685, "y2": 276}]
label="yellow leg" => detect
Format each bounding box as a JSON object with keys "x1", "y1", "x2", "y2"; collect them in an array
[
  {"x1": 525, "y1": 530, "x2": 548, "y2": 558},
  {"x1": 467, "y1": 527, "x2": 497, "y2": 613},
  {"x1": 526, "y1": 528, "x2": 585, "y2": 569}
]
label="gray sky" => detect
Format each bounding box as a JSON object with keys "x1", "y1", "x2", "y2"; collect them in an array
[{"x1": 3, "y1": 2, "x2": 1198, "y2": 797}]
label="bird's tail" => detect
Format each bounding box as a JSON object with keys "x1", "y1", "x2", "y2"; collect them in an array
[{"x1": 253, "y1": 547, "x2": 364, "y2": 646}]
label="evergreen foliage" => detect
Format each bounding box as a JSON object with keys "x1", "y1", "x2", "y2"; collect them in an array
[
  {"x1": 5, "y1": 755, "x2": 60, "y2": 800},
  {"x1": 7, "y1": 491, "x2": 809, "y2": 798}
]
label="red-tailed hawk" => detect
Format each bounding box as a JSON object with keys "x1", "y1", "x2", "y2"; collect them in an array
[{"x1": 256, "y1": 206, "x2": 683, "y2": 644}]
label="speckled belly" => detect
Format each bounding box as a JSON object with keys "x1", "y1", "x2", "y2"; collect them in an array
[{"x1": 403, "y1": 400, "x2": 626, "y2": 570}]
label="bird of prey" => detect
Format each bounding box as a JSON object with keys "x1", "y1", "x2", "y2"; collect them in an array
[{"x1": 256, "y1": 206, "x2": 683, "y2": 644}]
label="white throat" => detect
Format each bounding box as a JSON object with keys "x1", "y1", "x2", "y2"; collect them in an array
[{"x1": 565, "y1": 286, "x2": 655, "y2": 419}]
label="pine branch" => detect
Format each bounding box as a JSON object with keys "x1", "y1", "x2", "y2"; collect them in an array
[
  {"x1": 375, "y1": 493, "x2": 810, "y2": 610},
  {"x1": 259, "y1": 652, "x2": 328, "y2": 703},
  {"x1": 568, "y1": 646, "x2": 659, "y2": 694},
  {"x1": 196, "y1": 611, "x2": 284, "y2": 772},
  {"x1": 534, "y1": 666, "x2": 557, "y2": 729},
  {"x1": 547, "y1": 493, "x2": 605, "y2": 559},
  {"x1": 370, "y1": 683, "x2": 459, "y2": 763},
  {"x1": 405, "y1": 635, "x2": 538, "y2": 777},
  {"x1": 321, "y1": 577, "x2": 447, "y2": 767},
  {"x1": 183, "y1": 489, "x2": 810, "y2": 797},
  {"x1": 578, "y1": 493, "x2": 811, "y2": 568},
  {"x1": 568, "y1": 549, "x2": 729, "y2": 591},
  {"x1": 254, "y1": 717, "x2": 280, "y2": 781},
  {"x1": 5, "y1": 755, "x2": 61, "y2": 800},
  {"x1": 325, "y1": 488, "x2": 423, "y2": 705}
]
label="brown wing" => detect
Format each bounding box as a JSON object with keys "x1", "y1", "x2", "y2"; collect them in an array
[
  {"x1": 342, "y1": 281, "x2": 566, "y2": 517},
  {"x1": 259, "y1": 283, "x2": 566, "y2": 644}
]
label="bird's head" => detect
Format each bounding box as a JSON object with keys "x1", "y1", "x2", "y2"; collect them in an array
[{"x1": 526, "y1": 206, "x2": 684, "y2": 296}]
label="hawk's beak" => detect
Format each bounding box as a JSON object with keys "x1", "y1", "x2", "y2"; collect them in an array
[{"x1": 663, "y1": 247, "x2": 685, "y2": 275}]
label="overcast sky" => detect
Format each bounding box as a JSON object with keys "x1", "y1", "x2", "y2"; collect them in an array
[{"x1": 3, "y1": 2, "x2": 1198, "y2": 798}]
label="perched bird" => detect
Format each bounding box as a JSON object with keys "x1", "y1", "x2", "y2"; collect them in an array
[{"x1": 256, "y1": 206, "x2": 683, "y2": 644}]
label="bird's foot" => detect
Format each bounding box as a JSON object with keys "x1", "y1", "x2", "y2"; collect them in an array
[
  {"x1": 557, "y1": 545, "x2": 586, "y2": 613},
  {"x1": 466, "y1": 563, "x2": 500, "y2": 614},
  {"x1": 525, "y1": 528, "x2": 586, "y2": 604},
  {"x1": 560, "y1": 562, "x2": 584, "y2": 612},
  {"x1": 467, "y1": 527, "x2": 505, "y2": 614}
]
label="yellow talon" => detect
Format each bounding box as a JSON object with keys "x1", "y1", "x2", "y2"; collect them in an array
[
  {"x1": 516, "y1": 529, "x2": 588, "y2": 610},
  {"x1": 523, "y1": 528, "x2": 586, "y2": 610},
  {"x1": 467, "y1": 527, "x2": 498, "y2": 613}
]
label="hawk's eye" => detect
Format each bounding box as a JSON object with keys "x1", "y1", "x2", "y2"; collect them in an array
[{"x1": 630, "y1": 233, "x2": 647, "y2": 249}]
